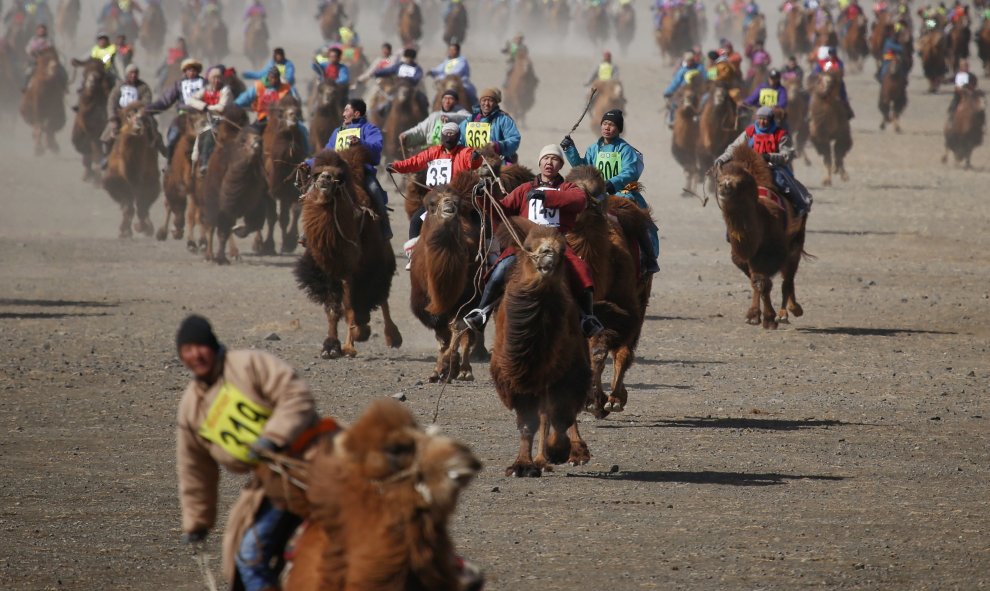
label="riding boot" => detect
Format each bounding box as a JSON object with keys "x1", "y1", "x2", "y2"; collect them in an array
[
  {"x1": 363, "y1": 172, "x2": 393, "y2": 240},
  {"x1": 463, "y1": 254, "x2": 515, "y2": 331},
  {"x1": 577, "y1": 287, "x2": 605, "y2": 337},
  {"x1": 637, "y1": 229, "x2": 660, "y2": 276}
]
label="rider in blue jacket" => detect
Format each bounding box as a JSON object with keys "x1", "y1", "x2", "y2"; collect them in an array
[
  {"x1": 561, "y1": 109, "x2": 660, "y2": 276},
  {"x1": 458, "y1": 87, "x2": 521, "y2": 162},
  {"x1": 243, "y1": 47, "x2": 296, "y2": 87}
]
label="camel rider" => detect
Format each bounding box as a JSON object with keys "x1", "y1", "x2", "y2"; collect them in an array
[
  {"x1": 875, "y1": 25, "x2": 905, "y2": 81},
  {"x1": 742, "y1": 0, "x2": 760, "y2": 27},
  {"x1": 245, "y1": 47, "x2": 296, "y2": 88},
  {"x1": 501, "y1": 33, "x2": 525, "y2": 64},
  {"x1": 115, "y1": 34, "x2": 134, "y2": 71},
  {"x1": 100, "y1": 64, "x2": 152, "y2": 165},
  {"x1": 719, "y1": 39, "x2": 744, "y2": 71},
  {"x1": 355, "y1": 42, "x2": 395, "y2": 88},
  {"x1": 464, "y1": 144, "x2": 604, "y2": 338},
  {"x1": 90, "y1": 33, "x2": 119, "y2": 79},
  {"x1": 313, "y1": 46, "x2": 350, "y2": 88},
  {"x1": 586, "y1": 50, "x2": 619, "y2": 87},
  {"x1": 812, "y1": 46, "x2": 854, "y2": 119},
  {"x1": 399, "y1": 89, "x2": 471, "y2": 152},
  {"x1": 147, "y1": 57, "x2": 205, "y2": 162},
  {"x1": 233, "y1": 67, "x2": 311, "y2": 154},
  {"x1": 781, "y1": 55, "x2": 804, "y2": 86},
  {"x1": 99, "y1": 0, "x2": 142, "y2": 27},
  {"x1": 387, "y1": 122, "x2": 482, "y2": 266},
  {"x1": 372, "y1": 47, "x2": 428, "y2": 118},
  {"x1": 22, "y1": 23, "x2": 52, "y2": 89},
  {"x1": 156, "y1": 36, "x2": 188, "y2": 89},
  {"x1": 743, "y1": 68, "x2": 789, "y2": 110},
  {"x1": 458, "y1": 87, "x2": 522, "y2": 163},
  {"x1": 427, "y1": 43, "x2": 478, "y2": 108},
  {"x1": 442, "y1": 0, "x2": 463, "y2": 20},
  {"x1": 187, "y1": 66, "x2": 233, "y2": 175},
  {"x1": 714, "y1": 106, "x2": 813, "y2": 217},
  {"x1": 663, "y1": 52, "x2": 704, "y2": 127},
  {"x1": 561, "y1": 110, "x2": 661, "y2": 276},
  {"x1": 174, "y1": 315, "x2": 321, "y2": 591},
  {"x1": 304, "y1": 99, "x2": 392, "y2": 240},
  {"x1": 948, "y1": 59, "x2": 979, "y2": 114},
  {"x1": 744, "y1": 41, "x2": 771, "y2": 84},
  {"x1": 242, "y1": 0, "x2": 265, "y2": 30}
]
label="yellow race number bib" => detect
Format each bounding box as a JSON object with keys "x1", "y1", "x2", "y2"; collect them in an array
[
  {"x1": 334, "y1": 127, "x2": 361, "y2": 151},
  {"x1": 198, "y1": 382, "x2": 272, "y2": 463},
  {"x1": 758, "y1": 88, "x2": 779, "y2": 107},
  {"x1": 464, "y1": 122, "x2": 491, "y2": 149},
  {"x1": 595, "y1": 151, "x2": 622, "y2": 181}
]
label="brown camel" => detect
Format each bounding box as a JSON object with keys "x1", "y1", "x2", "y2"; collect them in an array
[
  {"x1": 430, "y1": 74, "x2": 470, "y2": 112},
  {"x1": 198, "y1": 105, "x2": 253, "y2": 262},
  {"x1": 70, "y1": 58, "x2": 113, "y2": 184},
  {"x1": 546, "y1": 0, "x2": 570, "y2": 38},
  {"x1": 779, "y1": 7, "x2": 813, "y2": 57},
  {"x1": 784, "y1": 77, "x2": 811, "y2": 164},
  {"x1": 138, "y1": 0, "x2": 166, "y2": 56},
  {"x1": 490, "y1": 221, "x2": 593, "y2": 476},
  {"x1": 307, "y1": 78, "x2": 346, "y2": 152},
  {"x1": 947, "y1": 18, "x2": 971, "y2": 74},
  {"x1": 294, "y1": 146, "x2": 403, "y2": 359},
  {"x1": 716, "y1": 144, "x2": 808, "y2": 330},
  {"x1": 159, "y1": 111, "x2": 205, "y2": 245},
  {"x1": 566, "y1": 166, "x2": 653, "y2": 416},
  {"x1": 409, "y1": 179, "x2": 483, "y2": 383},
  {"x1": 842, "y1": 15, "x2": 870, "y2": 72},
  {"x1": 261, "y1": 95, "x2": 308, "y2": 255},
  {"x1": 869, "y1": 13, "x2": 891, "y2": 63},
  {"x1": 318, "y1": 0, "x2": 345, "y2": 41},
  {"x1": 102, "y1": 102, "x2": 160, "y2": 239},
  {"x1": 809, "y1": 70, "x2": 852, "y2": 186},
  {"x1": 918, "y1": 29, "x2": 947, "y2": 93},
  {"x1": 192, "y1": 11, "x2": 228, "y2": 64},
  {"x1": 243, "y1": 13, "x2": 269, "y2": 69},
  {"x1": 20, "y1": 47, "x2": 68, "y2": 156},
  {"x1": 283, "y1": 399, "x2": 480, "y2": 591},
  {"x1": 671, "y1": 81, "x2": 702, "y2": 193},
  {"x1": 399, "y1": 1, "x2": 423, "y2": 47},
  {"x1": 614, "y1": 2, "x2": 635, "y2": 54},
  {"x1": 583, "y1": 3, "x2": 610, "y2": 47},
  {"x1": 55, "y1": 0, "x2": 80, "y2": 45},
  {"x1": 655, "y1": 5, "x2": 696, "y2": 64},
  {"x1": 382, "y1": 83, "x2": 428, "y2": 162},
  {"x1": 744, "y1": 13, "x2": 767, "y2": 49},
  {"x1": 442, "y1": 1, "x2": 468, "y2": 45},
  {"x1": 588, "y1": 78, "x2": 626, "y2": 134},
  {"x1": 696, "y1": 84, "x2": 741, "y2": 172},
  {"x1": 978, "y1": 19, "x2": 990, "y2": 77},
  {"x1": 878, "y1": 55, "x2": 908, "y2": 133},
  {"x1": 942, "y1": 88, "x2": 986, "y2": 168},
  {"x1": 502, "y1": 46, "x2": 538, "y2": 129}
]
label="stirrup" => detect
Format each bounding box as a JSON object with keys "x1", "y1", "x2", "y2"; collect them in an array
[
  {"x1": 581, "y1": 315, "x2": 605, "y2": 338},
  {"x1": 463, "y1": 307, "x2": 489, "y2": 332},
  {"x1": 403, "y1": 236, "x2": 418, "y2": 259}
]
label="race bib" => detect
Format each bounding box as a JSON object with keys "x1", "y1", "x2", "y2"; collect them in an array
[
  {"x1": 758, "y1": 88, "x2": 779, "y2": 107},
  {"x1": 180, "y1": 78, "x2": 204, "y2": 103},
  {"x1": 595, "y1": 151, "x2": 622, "y2": 181},
  {"x1": 426, "y1": 158, "x2": 453, "y2": 186},
  {"x1": 334, "y1": 127, "x2": 361, "y2": 151},
  {"x1": 464, "y1": 122, "x2": 491, "y2": 148},
  {"x1": 119, "y1": 85, "x2": 139, "y2": 107},
  {"x1": 955, "y1": 71, "x2": 970, "y2": 87},
  {"x1": 398, "y1": 64, "x2": 417, "y2": 79},
  {"x1": 527, "y1": 190, "x2": 560, "y2": 227},
  {"x1": 198, "y1": 382, "x2": 272, "y2": 463}
]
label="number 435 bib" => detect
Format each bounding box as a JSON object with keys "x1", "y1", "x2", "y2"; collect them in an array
[{"x1": 198, "y1": 382, "x2": 272, "y2": 463}]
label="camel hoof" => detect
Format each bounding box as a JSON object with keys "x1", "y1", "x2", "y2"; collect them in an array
[
  {"x1": 585, "y1": 402, "x2": 610, "y2": 420},
  {"x1": 789, "y1": 303, "x2": 804, "y2": 317},
  {"x1": 777, "y1": 315, "x2": 790, "y2": 324},
  {"x1": 941, "y1": 154, "x2": 948, "y2": 164},
  {"x1": 214, "y1": 255, "x2": 230, "y2": 266},
  {"x1": 186, "y1": 240, "x2": 199, "y2": 253},
  {"x1": 763, "y1": 318, "x2": 779, "y2": 330},
  {"x1": 428, "y1": 372, "x2": 442, "y2": 383},
  {"x1": 840, "y1": 171, "x2": 849, "y2": 182},
  {"x1": 281, "y1": 241, "x2": 298, "y2": 254},
  {"x1": 155, "y1": 227, "x2": 168, "y2": 241},
  {"x1": 822, "y1": 178, "x2": 832, "y2": 187},
  {"x1": 746, "y1": 316, "x2": 761, "y2": 325},
  {"x1": 507, "y1": 463, "x2": 541, "y2": 478},
  {"x1": 342, "y1": 345, "x2": 357, "y2": 358},
  {"x1": 457, "y1": 370, "x2": 474, "y2": 382},
  {"x1": 384, "y1": 329, "x2": 403, "y2": 349},
  {"x1": 606, "y1": 398, "x2": 625, "y2": 412},
  {"x1": 119, "y1": 228, "x2": 132, "y2": 239},
  {"x1": 351, "y1": 324, "x2": 371, "y2": 342},
  {"x1": 172, "y1": 227, "x2": 184, "y2": 240},
  {"x1": 321, "y1": 339, "x2": 342, "y2": 360}
]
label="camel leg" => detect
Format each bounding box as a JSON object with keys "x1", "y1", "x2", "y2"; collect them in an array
[
  {"x1": 185, "y1": 197, "x2": 199, "y2": 250},
  {"x1": 565, "y1": 422, "x2": 591, "y2": 466},
  {"x1": 277, "y1": 198, "x2": 292, "y2": 254},
  {"x1": 134, "y1": 194, "x2": 155, "y2": 237},
  {"x1": 228, "y1": 236, "x2": 240, "y2": 262},
  {"x1": 119, "y1": 199, "x2": 135, "y2": 239},
  {"x1": 47, "y1": 129, "x2": 59, "y2": 154},
  {"x1": 821, "y1": 144, "x2": 833, "y2": 187},
  {"x1": 532, "y1": 412, "x2": 552, "y2": 472},
  {"x1": 321, "y1": 301, "x2": 344, "y2": 359},
  {"x1": 746, "y1": 273, "x2": 762, "y2": 325},
  {"x1": 835, "y1": 139, "x2": 851, "y2": 182},
  {"x1": 607, "y1": 346, "x2": 635, "y2": 412},
  {"x1": 380, "y1": 300, "x2": 403, "y2": 349},
  {"x1": 779, "y1": 251, "x2": 804, "y2": 323},
  {"x1": 204, "y1": 227, "x2": 215, "y2": 262},
  {"x1": 453, "y1": 320, "x2": 475, "y2": 381},
  {"x1": 214, "y1": 229, "x2": 231, "y2": 265},
  {"x1": 281, "y1": 199, "x2": 301, "y2": 254},
  {"x1": 156, "y1": 205, "x2": 172, "y2": 241},
  {"x1": 429, "y1": 323, "x2": 453, "y2": 383},
  {"x1": 33, "y1": 125, "x2": 43, "y2": 156},
  {"x1": 586, "y1": 336, "x2": 610, "y2": 419},
  {"x1": 507, "y1": 398, "x2": 541, "y2": 477},
  {"x1": 340, "y1": 283, "x2": 359, "y2": 358},
  {"x1": 756, "y1": 275, "x2": 778, "y2": 330}
]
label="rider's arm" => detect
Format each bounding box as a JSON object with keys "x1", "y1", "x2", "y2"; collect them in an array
[
  {"x1": 241, "y1": 62, "x2": 268, "y2": 80},
  {"x1": 716, "y1": 131, "x2": 748, "y2": 164},
  {"x1": 390, "y1": 146, "x2": 436, "y2": 174},
  {"x1": 185, "y1": 87, "x2": 208, "y2": 111},
  {"x1": 282, "y1": 60, "x2": 295, "y2": 86},
  {"x1": 233, "y1": 85, "x2": 257, "y2": 108},
  {"x1": 207, "y1": 87, "x2": 232, "y2": 112},
  {"x1": 492, "y1": 114, "x2": 521, "y2": 158},
  {"x1": 663, "y1": 67, "x2": 685, "y2": 97},
  {"x1": 248, "y1": 351, "x2": 318, "y2": 447},
  {"x1": 106, "y1": 86, "x2": 121, "y2": 119},
  {"x1": 563, "y1": 141, "x2": 592, "y2": 168},
  {"x1": 372, "y1": 62, "x2": 400, "y2": 78},
  {"x1": 360, "y1": 123, "x2": 384, "y2": 165},
  {"x1": 335, "y1": 64, "x2": 349, "y2": 85},
  {"x1": 146, "y1": 82, "x2": 180, "y2": 112},
  {"x1": 764, "y1": 133, "x2": 795, "y2": 167},
  {"x1": 497, "y1": 182, "x2": 528, "y2": 215},
  {"x1": 542, "y1": 181, "x2": 587, "y2": 213},
  {"x1": 176, "y1": 393, "x2": 221, "y2": 535},
  {"x1": 400, "y1": 114, "x2": 433, "y2": 146},
  {"x1": 742, "y1": 85, "x2": 762, "y2": 106},
  {"x1": 776, "y1": 86, "x2": 788, "y2": 109},
  {"x1": 138, "y1": 83, "x2": 153, "y2": 105}
]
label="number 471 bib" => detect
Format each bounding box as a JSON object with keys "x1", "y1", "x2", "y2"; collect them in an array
[{"x1": 198, "y1": 382, "x2": 272, "y2": 463}]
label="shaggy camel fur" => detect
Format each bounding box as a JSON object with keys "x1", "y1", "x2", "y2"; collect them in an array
[
  {"x1": 942, "y1": 88, "x2": 986, "y2": 168},
  {"x1": 159, "y1": 111, "x2": 205, "y2": 244},
  {"x1": 102, "y1": 102, "x2": 160, "y2": 239},
  {"x1": 70, "y1": 58, "x2": 113, "y2": 183},
  {"x1": 20, "y1": 47, "x2": 68, "y2": 156},
  {"x1": 809, "y1": 70, "x2": 852, "y2": 186},
  {"x1": 503, "y1": 46, "x2": 539, "y2": 129}
]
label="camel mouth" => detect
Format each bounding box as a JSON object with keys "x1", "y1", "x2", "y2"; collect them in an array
[
  {"x1": 438, "y1": 200, "x2": 457, "y2": 218},
  {"x1": 535, "y1": 252, "x2": 558, "y2": 275}
]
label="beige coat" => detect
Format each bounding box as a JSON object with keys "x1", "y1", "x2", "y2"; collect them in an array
[{"x1": 175, "y1": 348, "x2": 319, "y2": 582}]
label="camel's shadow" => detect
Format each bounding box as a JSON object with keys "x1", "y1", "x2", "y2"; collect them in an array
[{"x1": 566, "y1": 470, "x2": 848, "y2": 487}]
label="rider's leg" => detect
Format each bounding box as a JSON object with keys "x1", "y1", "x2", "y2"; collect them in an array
[
  {"x1": 234, "y1": 498, "x2": 301, "y2": 591},
  {"x1": 564, "y1": 248, "x2": 604, "y2": 337},
  {"x1": 363, "y1": 169, "x2": 393, "y2": 240},
  {"x1": 463, "y1": 253, "x2": 515, "y2": 331}
]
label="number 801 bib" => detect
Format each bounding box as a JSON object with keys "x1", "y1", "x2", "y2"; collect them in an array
[{"x1": 198, "y1": 382, "x2": 272, "y2": 463}]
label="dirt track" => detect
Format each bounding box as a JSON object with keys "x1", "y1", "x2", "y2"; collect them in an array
[{"x1": 1, "y1": 3, "x2": 989, "y2": 590}]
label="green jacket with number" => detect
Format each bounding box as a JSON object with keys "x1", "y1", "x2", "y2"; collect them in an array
[
  {"x1": 175, "y1": 348, "x2": 318, "y2": 535},
  {"x1": 563, "y1": 136, "x2": 644, "y2": 195}
]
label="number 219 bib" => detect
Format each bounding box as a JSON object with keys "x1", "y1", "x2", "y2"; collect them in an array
[{"x1": 198, "y1": 382, "x2": 271, "y2": 463}]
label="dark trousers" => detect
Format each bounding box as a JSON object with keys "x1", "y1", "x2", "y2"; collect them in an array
[{"x1": 364, "y1": 170, "x2": 392, "y2": 239}]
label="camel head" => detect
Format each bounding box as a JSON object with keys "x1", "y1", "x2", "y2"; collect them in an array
[
  {"x1": 120, "y1": 103, "x2": 151, "y2": 136},
  {"x1": 308, "y1": 160, "x2": 351, "y2": 205},
  {"x1": 316, "y1": 79, "x2": 341, "y2": 107},
  {"x1": 238, "y1": 127, "x2": 263, "y2": 159},
  {"x1": 712, "y1": 85, "x2": 729, "y2": 106},
  {"x1": 523, "y1": 226, "x2": 566, "y2": 279},
  {"x1": 425, "y1": 187, "x2": 461, "y2": 221},
  {"x1": 414, "y1": 431, "x2": 481, "y2": 515},
  {"x1": 475, "y1": 145, "x2": 502, "y2": 179},
  {"x1": 565, "y1": 165, "x2": 607, "y2": 203},
  {"x1": 395, "y1": 83, "x2": 414, "y2": 105},
  {"x1": 277, "y1": 100, "x2": 301, "y2": 128}
]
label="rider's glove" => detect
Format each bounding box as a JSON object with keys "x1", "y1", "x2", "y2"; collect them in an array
[
  {"x1": 559, "y1": 135, "x2": 575, "y2": 151},
  {"x1": 604, "y1": 181, "x2": 616, "y2": 195},
  {"x1": 247, "y1": 436, "x2": 279, "y2": 463}
]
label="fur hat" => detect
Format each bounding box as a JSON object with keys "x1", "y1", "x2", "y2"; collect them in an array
[
  {"x1": 180, "y1": 58, "x2": 203, "y2": 72},
  {"x1": 441, "y1": 122, "x2": 460, "y2": 135},
  {"x1": 441, "y1": 89, "x2": 459, "y2": 100},
  {"x1": 479, "y1": 87, "x2": 502, "y2": 103},
  {"x1": 176, "y1": 315, "x2": 220, "y2": 352},
  {"x1": 539, "y1": 144, "x2": 564, "y2": 162},
  {"x1": 601, "y1": 109, "x2": 624, "y2": 133},
  {"x1": 756, "y1": 106, "x2": 774, "y2": 119},
  {"x1": 124, "y1": 63, "x2": 139, "y2": 75}
]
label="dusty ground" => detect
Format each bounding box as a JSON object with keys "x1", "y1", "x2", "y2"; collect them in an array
[{"x1": 1, "y1": 3, "x2": 989, "y2": 590}]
